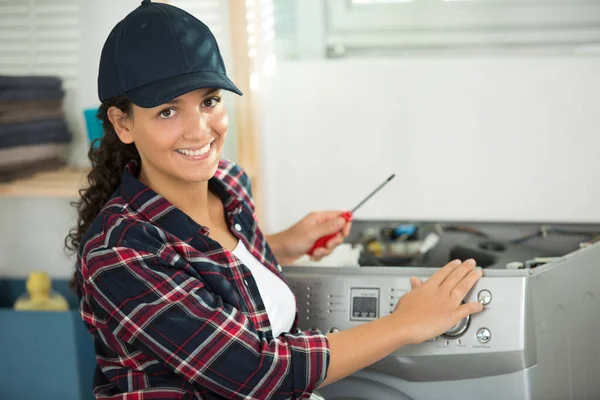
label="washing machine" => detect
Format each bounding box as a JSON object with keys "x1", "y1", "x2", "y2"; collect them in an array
[{"x1": 282, "y1": 222, "x2": 600, "y2": 400}]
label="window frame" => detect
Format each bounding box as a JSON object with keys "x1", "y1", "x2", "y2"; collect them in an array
[{"x1": 325, "y1": 0, "x2": 600, "y2": 54}]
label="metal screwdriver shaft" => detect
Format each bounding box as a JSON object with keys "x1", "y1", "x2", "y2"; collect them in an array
[
  {"x1": 351, "y1": 174, "x2": 396, "y2": 213},
  {"x1": 307, "y1": 173, "x2": 396, "y2": 256}
]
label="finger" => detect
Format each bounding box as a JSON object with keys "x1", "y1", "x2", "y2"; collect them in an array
[
  {"x1": 325, "y1": 233, "x2": 344, "y2": 250},
  {"x1": 310, "y1": 247, "x2": 328, "y2": 260},
  {"x1": 312, "y1": 251, "x2": 331, "y2": 262},
  {"x1": 410, "y1": 276, "x2": 423, "y2": 289},
  {"x1": 310, "y1": 253, "x2": 322, "y2": 261},
  {"x1": 441, "y1": 259, "x2": 477, "y2": 292},
  {"x1": 314, "y1": 217, "x2": 346, "y2": 238},
  {"x1": 342, "y1": 222, "x2": 352, "y2": 237},
  {"x1": 450, "y1": 267, "x2": 483, "y2": 302},
  {"x1": 454, "y1": 301, "x2": 484, "y2": 320},
  {"x1": 312, "y1": 251, "x2": 332, "y2": 261},
  {"x1": 426, "y1": 259, "x2": 462, "y2": 286},
  {"x1": 315, "y1": 210, "x2": 349, "y2": 223}
]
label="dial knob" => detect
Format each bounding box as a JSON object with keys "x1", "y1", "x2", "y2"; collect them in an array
[{"x1": 442, "y1": 315, "x2": 470, "y2": 338}]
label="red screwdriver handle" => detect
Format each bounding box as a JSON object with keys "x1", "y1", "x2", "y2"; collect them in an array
[{"x1": 307, "y1": 211, "x2": 353, "y2": 256}]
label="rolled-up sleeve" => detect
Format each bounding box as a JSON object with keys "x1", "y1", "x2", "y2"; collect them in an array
[{"x1": 83, "y1": 245, "x2": 330, "y2": 400}]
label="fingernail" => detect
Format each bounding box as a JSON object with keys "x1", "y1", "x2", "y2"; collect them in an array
[
  {"x1": 467, "y1": 259, "x2": 476, "y2": 265},
  {"x1": 452, "y1": 259, "x2": 462, "y2": 265}
]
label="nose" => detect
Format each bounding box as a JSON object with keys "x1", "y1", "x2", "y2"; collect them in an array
[{"x1": 183, "y1": 108, "x2": 210, "y2": 140}]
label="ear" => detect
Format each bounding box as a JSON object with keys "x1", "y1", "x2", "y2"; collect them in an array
[{"x1": 107, "y1": 106, "x2": 134, "y2": 144}]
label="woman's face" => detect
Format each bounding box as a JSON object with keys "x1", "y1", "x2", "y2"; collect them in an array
[{"x1": 113, "y1": 87, "x2": 228, "y2": 185}]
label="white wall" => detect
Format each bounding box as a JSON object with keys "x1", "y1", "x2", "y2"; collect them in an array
[
  {"x1": 0, "y1": 198, "x2": 77, "y2": 279},
  {"x1": 261, "y1": 57, "x2": 600, "y2": 233}
]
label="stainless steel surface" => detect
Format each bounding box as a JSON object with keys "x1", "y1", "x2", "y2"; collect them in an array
[
  {"x1": 315, "y1": 367, "x2": 537, "y2": 400},
  {"x1": 285, "y1": 266, "x2": 532, "y2": 381},
  {"x1": 282, "y1": 236, "x2": 600, "y2": 400},
  {"x1": 528, "y1": 242, "x2": 600, "y2": 400}
]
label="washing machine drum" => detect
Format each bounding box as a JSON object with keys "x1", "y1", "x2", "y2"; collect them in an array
[{"x1": 318, "y1": 376, "x2": 410, "y2": 400}]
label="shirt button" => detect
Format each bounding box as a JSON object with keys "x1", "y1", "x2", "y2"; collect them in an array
[
  {"x1": 234, "y1": 223, "x2": 242, "y2": 232},
  {"x1": 244, "y1": 279, "x2": 249, "y2": 286}
]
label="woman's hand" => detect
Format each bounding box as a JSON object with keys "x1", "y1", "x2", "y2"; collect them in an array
[
  {"x1": 318, "y1": 258, "x2": 484, "y2": 388},
  {"x1": 392, "y1": 258, "x2": 485, "y2": 344},
  {"x1": 267, "y1": 211, "x2": 352, "y2": 265}
]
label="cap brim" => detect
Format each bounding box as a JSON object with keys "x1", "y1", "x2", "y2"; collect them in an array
[{"x1": 125, "y1": 71, "x2": 243, "y2": 108}]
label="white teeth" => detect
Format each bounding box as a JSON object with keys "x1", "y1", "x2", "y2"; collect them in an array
[{"x1": 176, "y1": 142, "x2": 211, "y2": 156}]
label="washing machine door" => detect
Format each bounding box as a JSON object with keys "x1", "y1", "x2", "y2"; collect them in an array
[{"x1": 317, "y1": 375, "x2": 411, "y2": 400}]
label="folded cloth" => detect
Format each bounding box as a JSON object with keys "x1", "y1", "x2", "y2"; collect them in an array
[
  {"x1": 0, "y1": 156, "x2": 65, "y2": 183},
  {"x1": 0, "y1": 75, "x2": 62, "y2": 90},
  {"x1": 0, "y1": 88, "x2": 64, "y2": 102},
  {"x1": 0, "y1": 99, "x2": 64, "y2": 125},
  {"x1": 0, "y1": 119, "x2": 72, "y2": 149},
  {"x1": 0, "y1": 143, "x2": 68, "y2": 167}
]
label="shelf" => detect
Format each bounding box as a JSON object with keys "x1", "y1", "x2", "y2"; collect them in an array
[{"x1": 0, "y1": 167, "x2": 89, "y2": 198}]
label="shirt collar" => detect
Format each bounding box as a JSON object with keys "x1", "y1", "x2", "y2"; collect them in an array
[{"x1": 119, "y1": 159, "x2": 244, "y2": 240}]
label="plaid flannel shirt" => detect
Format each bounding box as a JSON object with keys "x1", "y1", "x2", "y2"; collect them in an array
[{"x1": 76, "y1": 159, "x2": 330, "y2": 400}]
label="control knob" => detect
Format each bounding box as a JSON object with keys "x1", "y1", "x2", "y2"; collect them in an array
[{"x1": 442, "y1": 315, "x2": 470, "y2": 338}]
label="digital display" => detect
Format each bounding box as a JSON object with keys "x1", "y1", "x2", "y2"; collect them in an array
[{"x1": 352, "y1": 296, "x2": 378, "y2": 319}]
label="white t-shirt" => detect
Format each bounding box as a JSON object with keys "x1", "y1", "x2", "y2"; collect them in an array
[{"x1": 231, "y1": 240, "x2": 297, "y2": 337}]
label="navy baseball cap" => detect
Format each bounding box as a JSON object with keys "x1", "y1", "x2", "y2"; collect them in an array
[{"x1": 98, "y1": 0, "x2": 242, "y2": 108}]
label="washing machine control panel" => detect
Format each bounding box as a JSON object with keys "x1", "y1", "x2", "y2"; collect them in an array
[{"x1": 285, "y1": 266, "x2": 528, "y2": 356}]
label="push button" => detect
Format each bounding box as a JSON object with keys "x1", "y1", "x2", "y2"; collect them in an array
[
  {"x1": 477, "y1": 328, "x2": 491, "y2": 343},
  {"x1": 477, "y1": 290, "x2": 492, "y2": 305}
]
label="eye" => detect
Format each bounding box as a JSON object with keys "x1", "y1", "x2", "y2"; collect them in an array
[
  {"x1": 202, "y1": 96, "x2": 221, "y2": 108},
  {"x1": 158, "y1": 108, "x2": 178, "y2": 119}
]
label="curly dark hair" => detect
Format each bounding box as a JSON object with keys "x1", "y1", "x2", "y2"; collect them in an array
[{"x1": 65, "y1": 96, "x2": 139, "y2": 289}]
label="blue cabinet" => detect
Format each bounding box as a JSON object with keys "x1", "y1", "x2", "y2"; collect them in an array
[{"x1": 0, "y1": 278, "x2": 96, "y2": 400}]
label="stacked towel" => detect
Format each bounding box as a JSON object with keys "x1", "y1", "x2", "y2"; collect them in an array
[{"x1": 0, "y1": 75, "x2": 73, "y2": 182}]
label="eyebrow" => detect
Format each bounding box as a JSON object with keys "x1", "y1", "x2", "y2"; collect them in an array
[
  {"x1": 204, "y1": 88, "x2": 221, "y2": 96},
  {"x1": 163, "y1": 89, "x2": 222, "y2": 105}
]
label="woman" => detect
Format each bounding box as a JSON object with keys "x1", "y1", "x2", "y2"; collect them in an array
[{"x1": 66, "y1": 2, "x2": 484, "y2": 399}]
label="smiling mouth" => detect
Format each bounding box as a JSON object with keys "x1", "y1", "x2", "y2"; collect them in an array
[{"x1": 175, "y1": 142, "x2": 211, "y2": 156}]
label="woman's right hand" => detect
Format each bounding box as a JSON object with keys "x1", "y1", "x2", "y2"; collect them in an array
[{"x1": 392, "y1": 258, "x2": 484, "y2": 345}]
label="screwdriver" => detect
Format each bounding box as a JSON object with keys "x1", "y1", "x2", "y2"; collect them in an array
[{"x1": 307, "y1": 174, "x2": 396, "y2": 256}]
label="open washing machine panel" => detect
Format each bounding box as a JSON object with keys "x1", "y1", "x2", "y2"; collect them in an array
[{"x1": 283, "y1": 221, "x2": 600, "y2": 400}]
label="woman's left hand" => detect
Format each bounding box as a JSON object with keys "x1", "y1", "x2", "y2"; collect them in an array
[{"x1": 268, "y1": 211, "x2": 353, "y2": 265}]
